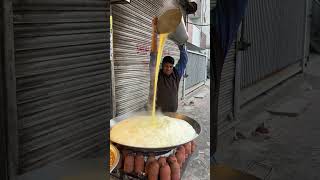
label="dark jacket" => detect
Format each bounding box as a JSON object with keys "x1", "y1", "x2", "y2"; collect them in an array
[{"x1": 149, "y1": 45, "x2": 188, "y2": 112}]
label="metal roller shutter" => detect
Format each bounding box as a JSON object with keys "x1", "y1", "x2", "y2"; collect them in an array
[
  {"x1": 240, "y1": 0, "x2": 306, "y2": 89},
  {"x1": 112, "y1": 0, "x2": 183, "y2": 116},
  {"x1": 218, "y1": 42, "x2": 236, "y2": 122},
  {"x1": 12, "y1": 0, "x2": 112, "y2": 173}
]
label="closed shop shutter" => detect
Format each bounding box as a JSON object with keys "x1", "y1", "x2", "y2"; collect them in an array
[
  {"x1": 13, "y1": 0, "x2": 112, "y2": 173},
  {"x1": 240, "y1": 0, "x2": 305, "y2": 89},
  {"x1": 218, "y1": 42, "x2": 236, "y2": 123},
  {"x1": 112, "y1": 0, "x2": 183, "y2": 116}
]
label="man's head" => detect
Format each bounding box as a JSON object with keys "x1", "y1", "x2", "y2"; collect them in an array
[{"x1": 162, "y1": 56, "x2": 174, "y2": 76}]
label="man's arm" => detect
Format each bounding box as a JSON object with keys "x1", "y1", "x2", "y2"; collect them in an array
[{"x1": 175, "y1": 44, "x2": 188, "y2": 78}]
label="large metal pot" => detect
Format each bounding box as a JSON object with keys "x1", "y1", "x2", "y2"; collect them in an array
[{"x1": 109, "y1": 111, "x2": 201, "y2": 153}]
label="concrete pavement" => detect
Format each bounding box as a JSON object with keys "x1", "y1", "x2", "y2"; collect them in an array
[
  {"x1": 216, "y1": 54, "x2": 320, "y2": 180},
  {"x1": 178, "y1": 81, "x2": 210, "y2": 180}
]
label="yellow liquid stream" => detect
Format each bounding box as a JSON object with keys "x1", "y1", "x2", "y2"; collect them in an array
[{"x1": 152, "y1": 33, "x2": 169, "y2": 123}]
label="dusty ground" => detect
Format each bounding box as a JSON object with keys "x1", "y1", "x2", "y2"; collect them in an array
[
  {"x1": 177, "y1": 81, "x2": 210, "y2": 180},
  {"x1": 216, "y1": 54, "x2": 320, "y2": 180}
]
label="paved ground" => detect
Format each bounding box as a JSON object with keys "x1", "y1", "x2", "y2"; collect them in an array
[
  {"x1": 216, "y1": 54, "x2": 320, "y2": 180},
  {"x1": 177, "y1": 81, "x2": 210, "y2": 180}
]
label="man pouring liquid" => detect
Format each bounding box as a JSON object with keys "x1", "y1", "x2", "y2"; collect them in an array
[{"x1": 148, "y1": 17, "x2": 189, "y2": 113}]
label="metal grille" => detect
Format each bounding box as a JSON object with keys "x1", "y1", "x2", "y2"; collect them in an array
[
  {"x1": 185, "y1": 51, "x2": 207, "y2": 90},
  {"x1": 13, "y1": 0, "x2": 112, "y2": 173},
  {"x1": 240, "y1": 0, "x2": 306, "y2": 89},
  {"x1": 112, "y1": 0, "x2": 182, "y2": 116}
]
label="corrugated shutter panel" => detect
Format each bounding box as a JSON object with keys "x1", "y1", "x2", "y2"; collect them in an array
[
  {"x1": 13, "y1": 0, "x2": 112, "y2": 173},
  {"x1": 218, "y1": 42, "x2": 235, "y2": 122},
  {"x1": 185, "y1": 52, "x2": 207, "y2": 90},
  {"x1": 240, "y1": 0, "x2": 305, "y2": 89},
  {"x1": 112, "y1": 0, "x2": 181, "y2": 116}
]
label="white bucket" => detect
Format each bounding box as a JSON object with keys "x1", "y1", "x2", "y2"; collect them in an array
[
  {"x1": 157, "y1": 9, "x2": 189, "y2": 45},
  {"x1": 168, "y1": 16, "x2": 189, "y2": 45}
]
